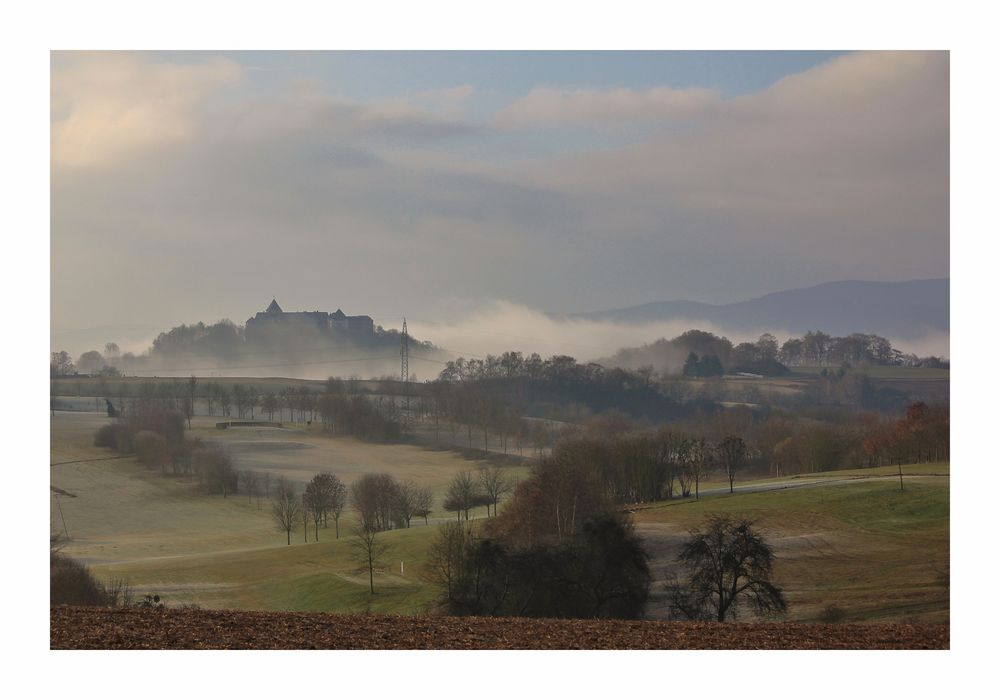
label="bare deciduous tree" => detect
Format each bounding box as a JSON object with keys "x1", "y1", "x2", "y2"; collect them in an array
[
  {"x1": 666, "y1": 515, "x2": 787, "y2": 622},
  {"x1": 240, "y1": 470, "x2": 259, "y2": 506},
  {"x1": 478, "y1": 465, "x2": 512, "y2": 517},
  {"x1": 393, "y1": 479, "x2": 421, "y2": 528},
  {"x1": 717, "y1": 435, "x2": 748, "y2": 494},
  {"x1": 192, "y1": 446, "x2": 237, "y2": 497},
  {"x1": 303, "y1": 472, "x2": 344, "y2": 540},
  {"x1": 271, "y1": 478, "x2": 301, "y2": 546},
  {"x1": 331, "y1": 478, "x2": 347, "y2": 538},
  {"x1": 425, "y1": 521, "x2": 471, "y2": 602},
  {"x1": 444, "y1": 471, "x2": 481, "y2": 521},
  {"x1": 686, "y1": 438, "x2": 711, "y2": 500},
  {"x1": 414, "y1": 485, "x2": 434, "y2": 525},
  {"x1": 350, "y1": 473, "x2": 400, "y2": 532},
  {"x1": 351, "y1": 522, "x2": 389, "y2": 594}
]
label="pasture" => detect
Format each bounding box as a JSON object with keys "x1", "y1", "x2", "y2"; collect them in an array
[
  {"x1": 50, "y1": 411, "x2": 504, "y2": 613},
  {"x1": 635, "y1": 471, "x2": 950, "y2": 623},
  {"x1": 51, "y1": 412, "x2": 948, "y2": 621}
]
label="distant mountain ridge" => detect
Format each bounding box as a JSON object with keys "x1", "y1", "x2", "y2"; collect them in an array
[{"x1": 576, "y1": 279, "x2": 949, "y2": 340}]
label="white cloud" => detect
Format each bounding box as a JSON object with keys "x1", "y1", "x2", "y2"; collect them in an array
[
  {"x1": 51, "y1": 52, "x2": 243, "y2": 170},
  {"x1": 511, "y1": 51, "x2": 948, "y2": 273}
]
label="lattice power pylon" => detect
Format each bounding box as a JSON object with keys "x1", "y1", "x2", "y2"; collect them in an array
[
  {"x1": 400, "y1": 318, "x2": 410, "y2": 428},
  {"x1": 400, "y1": 318, "x2": 409, "y2": 383}
]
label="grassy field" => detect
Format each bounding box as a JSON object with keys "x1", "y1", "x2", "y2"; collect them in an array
[
  {"x1": 634, "y1": 471, "x2": 949, "y2": 623},
  {"x1": 51, "y1": 412, "x2": 948, "y2": 621},
  {"x1": 51, "y1": 410, "x2": 523, "y2": 614}
]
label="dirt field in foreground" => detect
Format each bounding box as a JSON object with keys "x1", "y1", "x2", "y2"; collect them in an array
[{"x1": 50, "y1": 606, "x2": 948, "y2": 650}]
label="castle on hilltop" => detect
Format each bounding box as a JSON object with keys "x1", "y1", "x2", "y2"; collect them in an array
[{"x1": 245, "y1": 299, "x2": 374, "y2": 341}]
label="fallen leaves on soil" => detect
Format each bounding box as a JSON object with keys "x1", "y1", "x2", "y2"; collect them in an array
[{"x1": 51, "y1": 606, "x2": 948, "y2": 650}]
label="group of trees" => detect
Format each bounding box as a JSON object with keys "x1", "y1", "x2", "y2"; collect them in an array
[
  {"x1": 429, "y1": 514, "x2": 652, "y2": 619},
  {"x1": 681, "y1": 334, "x2": 791, "y2": 377},
  {"x1": 607, "y1": 328, "x2": 947, "y2": 378},
  {"x1": 51, "y1": 344, "x2": 127, "y2": 379},
  {"x1": 778, "y1": 331, "x2": 948, "y2": 369},
  {"x1": 434, "y1": 351, "x2": 710, "y2": 430},
  {"x1": 80, "y1": 376, "x2": 410, "y2": 443},
  {"x1": 442, "y1": 466, "x2": 514, "y2": 520},
  {"x1": 269, "y1": 473, "x2": 348, "y2": 546},
  {"x1": 428, "y1": 454, "x2": 652, "y2": 618},
  {"x1": 518, "y1": 398, "x2": 949, "y2": 490},
  {"x1": 532, "y1": 431, "x2": 723, "y2": 508},
  {"x1": 53, "y1": 318, "x2": 440, "y2": 378},
  {"x1": 426, "y1": 431, "x2": 789, "y2": 621},
  {"x1": 861, "y1": 401, "x2": 950, "y2": 467},
  {"x1": 682, "y1": 352, "x2": 726, "y2": 378},
  {"x1": 348, "y1": 473, "x2": 433, "y2": 532},
  {"x1": 317, "y1": 379, "x2": 403, "y2": 442}
]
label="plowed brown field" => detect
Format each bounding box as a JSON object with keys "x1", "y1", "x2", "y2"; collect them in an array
[{"x1": 50, "y1": 606, "x2": 948, "y2": 649}]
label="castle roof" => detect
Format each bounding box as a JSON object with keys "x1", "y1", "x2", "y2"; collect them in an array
[{"x1": 266, "y1": 298, "x2": 283, "y2": 314}]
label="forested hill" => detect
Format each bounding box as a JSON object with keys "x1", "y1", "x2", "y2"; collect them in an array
[
  {"x1": 576, "y1": 279, "x2": 949, "y2": 340},
  {"x1": 67, "y1": 319, "x2": 444, "y2": 379}
]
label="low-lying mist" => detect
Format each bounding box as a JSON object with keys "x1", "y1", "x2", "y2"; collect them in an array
[
  {"x1": 411, "y1": 300, "x2": 950, "y2": 371},
  {"x1": 54, "y1": 300, "x2": 950, "y2": 382},
  {"x1": 410, "y1": 301, "x2": 742, "y2": 362}
]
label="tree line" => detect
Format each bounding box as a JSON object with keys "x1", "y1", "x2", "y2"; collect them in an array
[{"x1": 607, "y1": 328, "x2": 948, "y2": 378}]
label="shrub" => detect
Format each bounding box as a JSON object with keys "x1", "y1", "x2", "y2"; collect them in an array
[
  {"x1": 439, "y1": 513, "x2": 651, "y2": 619},
  {"x1": 134, "y1": 430, "x2": 168, "y2": 469},
  {"x1": 50, "y1": 550, "x2": 110, "y2": 606},
  {"x1": 50, "y1": 541, "x2": 132, "y2": 607},
  {"x1": 193, "y1": 446, "x2": 238, "y2": 496},
  {"x1": 169, "y1": 437, "x2": 203, "y2": 476},
  {"x1": 94, "y1": 423, "x2": 131, "y2": 452}
]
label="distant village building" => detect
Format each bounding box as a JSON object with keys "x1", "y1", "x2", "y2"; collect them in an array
[{"x1": 245, "y1": 299, "x2": 375, "y2": 341}]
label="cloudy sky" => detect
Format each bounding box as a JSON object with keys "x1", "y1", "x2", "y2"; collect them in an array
[{"x1": 50, "y1": 51, "x2": 948, "y2": 356}]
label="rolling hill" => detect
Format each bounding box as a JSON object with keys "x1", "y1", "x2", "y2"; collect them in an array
[{"x1": 576, "y1": 279, "x2": 949, "y2": 341}]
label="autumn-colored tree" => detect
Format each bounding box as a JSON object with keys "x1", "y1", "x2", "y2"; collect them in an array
[{"x1": 488, "y1": 452, "x2": 612, "y2": 548}]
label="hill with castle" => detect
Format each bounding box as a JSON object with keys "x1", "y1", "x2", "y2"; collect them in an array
[{"x1": 98, "y1": 300, "x2": 439, "y2": 378}]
